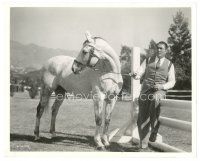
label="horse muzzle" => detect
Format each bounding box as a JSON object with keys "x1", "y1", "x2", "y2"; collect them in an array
[{"x1": 72, "y1": 60, "x2": 85, "y2": 74}]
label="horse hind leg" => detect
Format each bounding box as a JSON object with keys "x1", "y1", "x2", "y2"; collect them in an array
[
  {"x1": 50, "y1": 86, "x2": 65, "y2": 139},
  {"x1": 34, "y1": 86, "x2": 52, "y2": 140}
]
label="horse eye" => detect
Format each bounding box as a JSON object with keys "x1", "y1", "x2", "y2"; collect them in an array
[{"x1": 82, "y1": 50, "x2": 87, "y2": 55}]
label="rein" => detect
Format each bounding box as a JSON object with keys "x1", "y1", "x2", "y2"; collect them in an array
[
  {"x1": 74, "y1": 59, "x2": 131, "y2": 76},
  {"x1": 92, "y1": 68, "x2": 131, "y2": 76}
]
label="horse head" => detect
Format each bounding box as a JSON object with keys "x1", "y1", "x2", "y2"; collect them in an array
[
  {"x1": 72, "y1": 31, "x2": 121, "y2": 76},
  {"x1": 72, "y1": 31, "x2": 102, "y2": 74}
]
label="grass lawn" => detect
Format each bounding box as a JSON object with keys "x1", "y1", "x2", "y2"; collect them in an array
[{"x1": 10, "y1": 92, "x2": 192, "y2": 152}]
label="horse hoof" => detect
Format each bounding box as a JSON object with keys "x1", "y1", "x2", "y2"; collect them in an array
[
  {"x1": 51, "y1": 133, "x2": 56, "y2": 139},
  {"x1": 96, "y1": 146, "x2": 106, "y2": 151},
  {"x1": 34, "y1": 136, "x2": 40, "y2": 141},
  {"x1": 102, "y1": 136, "x2": 110, "y2": 147},
  {"x1": 94, "y1": 137, "x2": 105, "y2": 149},
  {"x1": 102, "y1": 139, "x2": 110, "y2": 147},
  {"x1": 102, "y1": 142, "x2": 110, "y2": 147}
]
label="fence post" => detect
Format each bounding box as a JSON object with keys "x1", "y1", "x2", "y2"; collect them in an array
[
  {"x1": 131, "y1": 47, "x2": 141, "y2": 100},
  {"x1": 124, "y1": 47, "x2": 141, "y2": 137},
  {"x1": 109, "y1": 47, "x2": 141, "y2": 142}
]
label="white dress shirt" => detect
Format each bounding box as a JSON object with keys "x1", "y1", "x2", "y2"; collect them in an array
[{"x1": 136, "y1": 56, "x2": 176, "y2": 90}]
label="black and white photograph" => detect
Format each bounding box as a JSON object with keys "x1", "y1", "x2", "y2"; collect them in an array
[{"x1": 6, "y1": 3, "x2": 197, "y2": 155}]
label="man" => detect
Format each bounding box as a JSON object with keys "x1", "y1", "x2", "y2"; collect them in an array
[{"x1": 130, "y1": 41, "x2": 176, "y2": 148}]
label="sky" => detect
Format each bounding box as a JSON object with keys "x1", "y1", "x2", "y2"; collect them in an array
[{"x1": 10, "y1": 7, "x2": 191, "y2": 54}]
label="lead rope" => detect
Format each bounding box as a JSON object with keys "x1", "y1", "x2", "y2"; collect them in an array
[{"x1": 92, "y1": 68, "x2": 131, "y2": 76}]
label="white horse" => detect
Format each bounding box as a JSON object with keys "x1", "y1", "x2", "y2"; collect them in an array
[{"x1": 34, "y1": 32, "x2": 123, "y2": 150}]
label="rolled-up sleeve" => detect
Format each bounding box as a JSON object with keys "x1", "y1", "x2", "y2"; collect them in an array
[
  {"x1": 136, "y1": 59, "x2": 146, "y2": 78},
  {"x1": 163, "y1": 64, "x2": 176, "y2": 90}
]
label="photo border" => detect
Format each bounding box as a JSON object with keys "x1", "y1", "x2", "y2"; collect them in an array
[{"x1": 1, "y1": 1, "x2": 198, "y2": 160}]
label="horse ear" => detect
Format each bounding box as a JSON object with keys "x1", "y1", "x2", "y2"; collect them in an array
[{"x1": 85, "y1": 31, "x2": 94, "y2": 43}]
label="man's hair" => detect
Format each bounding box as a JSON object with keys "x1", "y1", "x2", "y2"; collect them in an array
[{"x1": 157, "y1": 41, "x2": 168, "y2": 49}]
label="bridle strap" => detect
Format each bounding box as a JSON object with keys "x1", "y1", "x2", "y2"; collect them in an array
[
  {"x1": 86, "y1": 47, "x2": 100, "y2": 68},
  {"x1": 74, "y1": 39, "x2": 101, "y2": 69},
  {"x1": 74, "y1": 59, "x2": 85, "y2": 67}
]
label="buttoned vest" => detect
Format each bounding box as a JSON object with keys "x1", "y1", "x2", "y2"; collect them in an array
[{"x1": 141, "y1": 56, "x2": 171, "y2": 93}]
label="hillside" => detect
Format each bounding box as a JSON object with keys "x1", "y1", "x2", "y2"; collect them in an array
[{"x1": 10, "y1": 40, "x2": 78, "y2": 70}]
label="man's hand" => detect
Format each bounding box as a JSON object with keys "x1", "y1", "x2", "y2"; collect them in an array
[
  {"x1": 153, "y1": 84, "x2": 164, "y2": 91},
  {"x1": 129, "y1": 72, "x2": 140, "y2": 80}
]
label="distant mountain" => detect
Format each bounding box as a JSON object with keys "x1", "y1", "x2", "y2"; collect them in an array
[{"x1": 10, "y1": 40, "x2": 78, "y2": 70}]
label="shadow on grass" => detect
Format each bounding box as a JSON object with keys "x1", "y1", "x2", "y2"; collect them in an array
[
  {"x1": 10, "y1": 132, "x2": 155, "y2": 152},
  {"x1": 10, "y1": 132, "x2": 95, "y2": 148}
]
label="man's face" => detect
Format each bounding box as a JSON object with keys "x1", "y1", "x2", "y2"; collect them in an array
[{"x1": 157, "y1": 44, "x2": 167, "y2": 58}]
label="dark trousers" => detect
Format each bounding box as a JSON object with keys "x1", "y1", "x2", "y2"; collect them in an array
[{"x1": 137, "y1": 89, "x2": 166, "y2": 142}]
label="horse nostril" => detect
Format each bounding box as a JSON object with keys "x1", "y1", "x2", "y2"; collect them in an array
[
  {"x1": 71, "y1": 66, "x2": 75, "y2": 73},
  {"x1": 72, "y1": 65, "x2": 79, "y2": 74}
]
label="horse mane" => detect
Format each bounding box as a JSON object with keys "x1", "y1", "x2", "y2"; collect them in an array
[
  {"x1": 83, "y1": 37, "x2": 106, "y2": 45},
  {"x1": 82, "y1": 36, "x2": 123, "y2": 85}
]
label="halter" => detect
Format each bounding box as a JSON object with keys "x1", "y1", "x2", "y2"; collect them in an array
[
  {"x1": 85, "y1": 44, "x2": 100, "y2": 68},
  {"x1": 74, "y1": 59, "x2": 85, "y2": 68},
  {"x1": 75, "y1": 41, "x2": 101, "y2": 69}
]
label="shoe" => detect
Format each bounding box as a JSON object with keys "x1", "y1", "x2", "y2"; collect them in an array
[
  {"x1": 149, "y1": 133, "x2": 157, "y2": 142},
  {"x1": 149, "y1": 122, "x2": 160, "y2": 142}
]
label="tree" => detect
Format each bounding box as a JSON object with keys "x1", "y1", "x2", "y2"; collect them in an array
[
  {"x1": 24, "y1": 69, "x2": 43, "y2": 99},
  {"x1": 167, "y1": 11, "x2": 191, "y2": 89},
  {"x1": 120, "y1": 45, "x2": 132, "y2": 93}
]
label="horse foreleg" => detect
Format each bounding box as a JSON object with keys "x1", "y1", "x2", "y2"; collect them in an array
[
  {"x1": 50, "y1": 86, "x2": 65, "y2": 138},
  {"x1": 34, "y1": 102, "x2": 44, "y2": 140},
  {"x1": 102, "y1": 98, "x2": 117, "y2": 147},
  {"x1": 93, "y1": 98, "x2": 104, "y2": 149},
  {"x1": 34, "y1": 86, "x2": 51, "y2": 140},
  {"x1": 50, "y1": 98, "x2": 64, "y2": 138}
]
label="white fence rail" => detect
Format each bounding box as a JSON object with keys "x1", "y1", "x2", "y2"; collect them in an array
[
  {"x1": 160, "y1": 99, "x2": 192, "y2": 110},
  {"x1": 159, "y1": 116, "x2": 191, "y2": 132}
]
